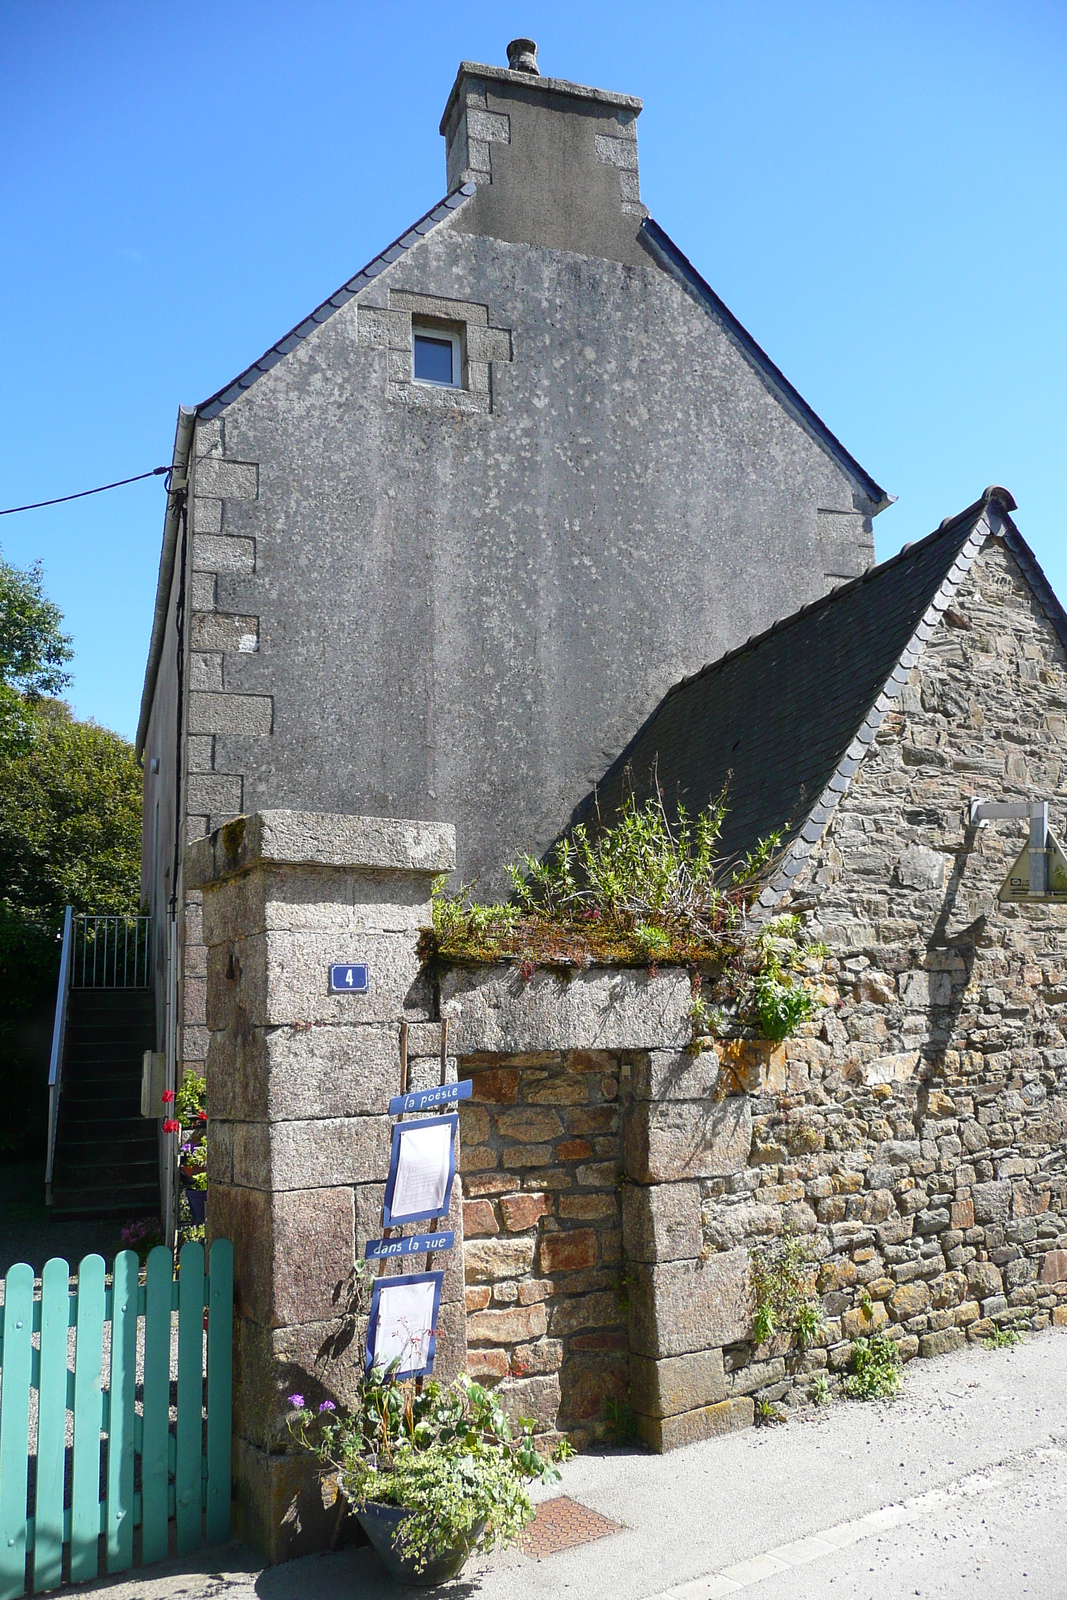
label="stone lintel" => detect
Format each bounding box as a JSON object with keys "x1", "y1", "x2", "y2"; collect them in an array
[
  {"x1": 441, "y1": 965, "x2": 691, "y2": 1052},
  {"x1": 187, "y1": 809, "x2": 456, "y2": 890}
]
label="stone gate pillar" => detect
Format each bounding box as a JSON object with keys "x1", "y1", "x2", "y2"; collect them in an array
[{"x1": 187, "y1": 810, "x2": 461, "y2": 1561}]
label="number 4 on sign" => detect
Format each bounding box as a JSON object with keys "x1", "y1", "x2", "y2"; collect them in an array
[{"x1": 329, "y1": 964, "x2": 369, "y2": 994}]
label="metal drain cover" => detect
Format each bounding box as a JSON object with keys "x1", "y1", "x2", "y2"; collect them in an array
[{"x1": 522, "y1": 1495, "x2": 624, "y2": 1558}]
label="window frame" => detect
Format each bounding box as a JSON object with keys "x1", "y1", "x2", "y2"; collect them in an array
[{"x1": 411, "y1": 322, "x2": 464, "y2": 390}]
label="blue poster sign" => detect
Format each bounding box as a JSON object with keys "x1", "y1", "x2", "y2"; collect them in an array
[
  {"x1": 382, "y1": 1114, "x2": 458, "y2": 1228},
  {"x1": 330, "y1": 963, "x2": 369, "y2": 994},
  {"x1": 366, "y1": 1271, "x2": 443, "y2": 1379},
  {"x1": 388, "y1": 1079, "x2": 473, "y2": 1117},
  {"x1": 365, "y1": 1229, "x2": 454, "y2": 1261}
]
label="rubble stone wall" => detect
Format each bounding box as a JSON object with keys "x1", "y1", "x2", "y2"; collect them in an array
[{"x1": 713, "y1": 540, "x2": 1067, "y2": 1398}]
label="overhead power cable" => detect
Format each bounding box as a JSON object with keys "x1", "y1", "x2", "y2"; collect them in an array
[{"x1": 0, "y1": 465, "x2": 171, "y2": 516}]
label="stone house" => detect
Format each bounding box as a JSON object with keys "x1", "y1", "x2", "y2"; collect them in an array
[
  {"x1": 190, "y1": 488, "x2": 1067, "y2": 1556},
  {"x1": 136, "y1": 39, "x2": 888, "y2": 1092}
]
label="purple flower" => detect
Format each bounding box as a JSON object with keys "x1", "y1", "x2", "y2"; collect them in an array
[
  {"x1": 288, "y1": 1393, "x2": 305, "y2": 1409},
  {"x1": 318, "y1": 1400, "x2": 336, "y2": 1413}
]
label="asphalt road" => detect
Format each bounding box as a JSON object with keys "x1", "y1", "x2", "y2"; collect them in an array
[{"x1": 86, "y1": 1327, "x2": 1067, "y2": 1600}]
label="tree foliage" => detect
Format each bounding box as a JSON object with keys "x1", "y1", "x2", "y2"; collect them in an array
[
  {"x1": 0, "y1": 697, "x2": 142, "y2": 923},
  {"x1": 0, "y1": 550, "x2": 73, "y2": 752},
  {"x1": 0, "y1": 553, "x2": 141, "y2": 1157}
]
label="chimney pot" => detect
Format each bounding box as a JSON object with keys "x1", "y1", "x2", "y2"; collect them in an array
[{"x1": 506, "y1": 38, "x2": 539, "y2": 75}]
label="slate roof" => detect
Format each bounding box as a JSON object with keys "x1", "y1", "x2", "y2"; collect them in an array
[{"x1": 574, "y1": 487, "x2": 1061, "y2": 915}]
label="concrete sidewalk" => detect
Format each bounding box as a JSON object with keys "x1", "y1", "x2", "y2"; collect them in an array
[{"x1": 87, "y1": 1328, "x2": 1067, "y2": 1600}]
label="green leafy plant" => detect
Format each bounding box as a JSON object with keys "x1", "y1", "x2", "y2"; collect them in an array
[
  {"x1": 843, "y1": 1335, "x2": 903, "y2": 1400},
  {"x1": 0, "y1": 550, "x2": 72, "y2": 754},
  {"x1": 809, "y1": 1372, "x2": 831, "y2": 1406},
  {"x1": 750, "y1": 1236, "x2": 822, "y2": 1348},
  {"x1": 982, "y1": 1327, "x2": 1022, "y2": 1350},
  {"x1": 753, "y1": 1397, "x2": 785, "y2": 1426},
  {"x1": 604, "y1": 1396, "x2": 639, "y2": 1442},
  {"x1": 429, "y1": 791, "x2": 781, "y2": 969},
  {"x1": 689, "y1": 993, "x2": 726, "y2": 1038},
  {"x1": 427, "y1": 794, "x2": 824, "y2": 1045},
  {"x1": 745, "y1": 918, "x2": 817, "y2": 1042},
  {"x1": 794, "y1": 1300, "x2": 823, "y2": 1350},
  {"x1": 290, "y1": 1369, "x2": 563, "y2": 1573}
]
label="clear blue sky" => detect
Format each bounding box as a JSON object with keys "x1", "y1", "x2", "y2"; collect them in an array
[{"x1": 2, "y1": 1, "x2": 1064, "y2": 741}]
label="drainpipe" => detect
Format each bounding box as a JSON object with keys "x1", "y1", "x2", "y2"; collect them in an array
[{"x1": 140, "y1": 406, "x2": 195, "y2": 1244}]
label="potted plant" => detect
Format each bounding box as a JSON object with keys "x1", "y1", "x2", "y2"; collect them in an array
[{"x1": 288, "y1": 1365, "x2": 566, "y2": 1585}]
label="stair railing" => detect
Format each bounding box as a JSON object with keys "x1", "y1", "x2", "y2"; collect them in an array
[
  {"x1": 43, "y1": 905, "x2": 73, "y2": 1205},
  {"x1": 71, "y1": 913, "x2": 152, "y2": 988}
]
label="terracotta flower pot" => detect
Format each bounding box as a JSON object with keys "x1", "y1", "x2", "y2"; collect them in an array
[{"x1": 356, "y1": 1501, "x2": 485, "y2": 1586}]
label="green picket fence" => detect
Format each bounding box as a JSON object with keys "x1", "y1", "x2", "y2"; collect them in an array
[{"x1": 0, "y1": 1240, "x2": 232, "y2": 1599}]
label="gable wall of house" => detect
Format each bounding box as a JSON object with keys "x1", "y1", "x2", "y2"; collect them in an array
[{"x1": 165, "y1": 217, "x2": 875, "y2": 898}]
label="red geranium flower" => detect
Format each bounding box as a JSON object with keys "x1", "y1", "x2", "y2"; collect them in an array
[
  {"x1": 198, "y1": 1110, "x2": 208, "y2": 1121},
  {"x1": 162, "y1": 1119, "x2": 180, "y2": 1134},
  {"x1": 162, "y1": 1089, "x2": 175, "y2": 1103}
]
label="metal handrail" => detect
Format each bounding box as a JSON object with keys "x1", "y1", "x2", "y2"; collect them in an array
[
  {"x1": 71, "y1": 913, "x2": 151, "y2": 988},
  {"x1": 43, "y1": 906, "x2": 73, "y2": 1202}
]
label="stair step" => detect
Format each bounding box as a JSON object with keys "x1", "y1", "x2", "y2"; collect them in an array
[{"x1": 50, "y1": 985, "x2": 159, "y2": 1222}]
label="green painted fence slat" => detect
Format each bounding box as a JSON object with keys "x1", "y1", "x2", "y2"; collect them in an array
[
  {"x1": 0, "y1": 1264, "x2": 34, "y2": 1600},
  {"x1": 175, "y1": 1242, "x2": 204, "y2": 1555},
  {"x1": 32, "y1": 1259, "x2": 70, "y2": 1593},
  {"x1": 70, "y1": 1254, "x2": 105, "y2": 1584},
  {"x1": 0, "y1": 1240, "x2": 234, "y2": 1598},
  {"x1": 140, "y1": 1246, "x2": 172, "y2": 1565},
  {"x1": 205, "y1": 1241, "x2": 233, "y2": 1545},
  {"x1": 105, "y1": 1251, "x2": 138, "y2": 1574}
]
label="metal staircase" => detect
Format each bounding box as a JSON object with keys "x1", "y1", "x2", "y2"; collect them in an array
[{"x1": 45, "y1": 914, "x2": 160, "y2": 1219}]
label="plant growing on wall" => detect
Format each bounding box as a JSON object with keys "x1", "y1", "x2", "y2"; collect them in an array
[
  {"x1": 750, "y1": 1235, "x2": 823, "y2": 1348},
  {"x1": 426, "y1": 793, "x2": 827, "y2": 1043},
  {"x1": 843, "y1": 1334, "x2": 903, "y2": 1400},
  {"x1": 741, "y1": 917, "x2": 826, "y2": 1043}
]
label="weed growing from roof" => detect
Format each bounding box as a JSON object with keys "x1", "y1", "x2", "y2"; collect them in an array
[{"x1": 424, "y1": 792, "x2": 825, "y2": 1041}]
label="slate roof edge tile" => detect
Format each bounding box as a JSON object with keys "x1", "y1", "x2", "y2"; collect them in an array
[
  {"x1": 639, "y1": 217, "x2": 890, "y2": 512},
  {"x1": 195, "y1": 184, "x2": 476, "y2": 421},
  {"x1": 751, "y1": 504, "x2": 1008, "y2": 920}
]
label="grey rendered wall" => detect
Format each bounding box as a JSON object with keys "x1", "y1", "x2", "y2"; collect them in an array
[{"x1": 156, "y1": 59, "x2": 880, "y2": 900}]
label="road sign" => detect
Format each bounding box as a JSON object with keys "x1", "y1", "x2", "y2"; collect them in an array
[
  {"x1": 999, "y1": 829, "x2": 1067, "y2": 903},
  {"x1": 364, "y1": 1230, "x2": 455, "y2": 1260},
  {"x1": 388, "y1": 1079, "x2": 472, "y2": 1117},
  {"x1": 329, "y1": 963, "x2": 369, "y2": 993}
]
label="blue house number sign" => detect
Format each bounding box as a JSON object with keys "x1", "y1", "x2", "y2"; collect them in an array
[{"x1": 330, "y1": 963, "x2": 369, "y2": 994}]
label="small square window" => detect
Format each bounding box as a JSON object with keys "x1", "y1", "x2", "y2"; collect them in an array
[{"x1": 412, "y1": 327, "x2": 462, "y2": 388}]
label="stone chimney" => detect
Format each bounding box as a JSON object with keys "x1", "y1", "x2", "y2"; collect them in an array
[{"x1": 440, "y1": 41, "x2": 646, "y2": 263}]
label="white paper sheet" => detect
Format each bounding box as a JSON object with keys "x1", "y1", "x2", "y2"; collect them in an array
[
  {"x1": 372, "y1": 1278, "x2": 437, "y2": 1372},
  {"x1": 390, "y1": 1120, "x2": 453, "y2": 1219}
]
